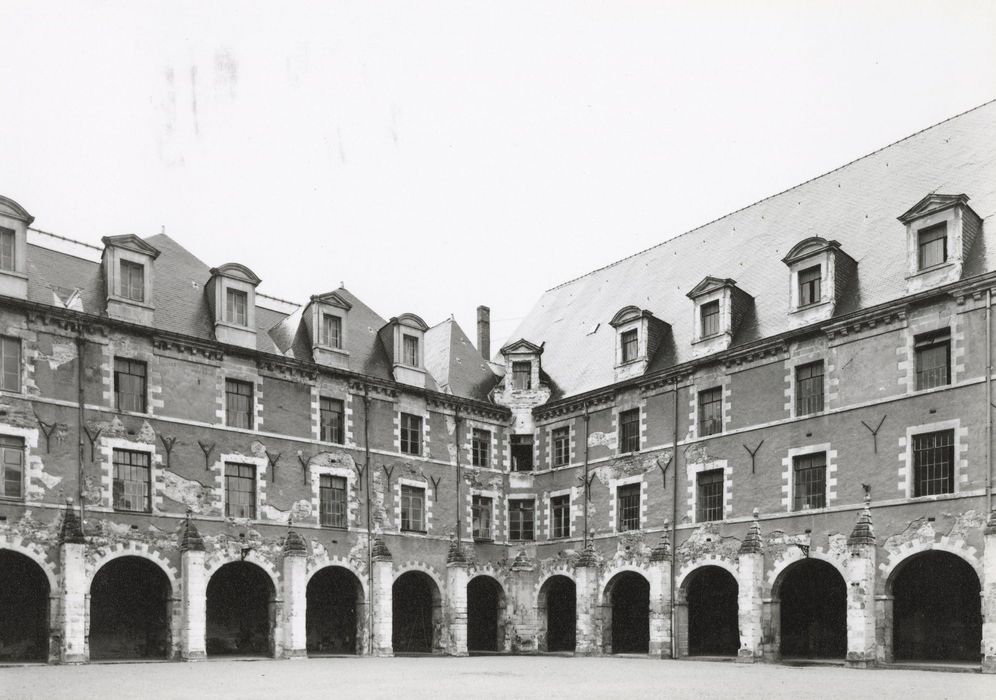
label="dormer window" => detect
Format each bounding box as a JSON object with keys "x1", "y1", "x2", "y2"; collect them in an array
[
  {"x1": 0, "y1": 228, "x2": 14, "y2": 271},
  {"x1": 494, "y1": 338, "x2": 550, "y2": 409},
  {"x1": 620, "y1": 329, "x2": 638, "y2": 363},
  {"x1": 101, "y1": 234, "x2": 161, "y2": 326},
  {"x1": 798, "y1": 265, "x2": 821, "y2": 307},
  {"x1": 512, "y1": 361, "x2": 532, "y2": 390},
  {"x1": 700, "y1": 301, "x2": 720, "y2": 337},
  {"x1": 227, "y1": 288, "x2": 248, "y2": 326},
  {"x1": 306, "y1": 290, "x2": 352, "y2": 370},
  {"x1": 120, "y1": 260, "x2": 145, "y2": 303},
  {"x1": 206, "y1": 262, "x2": 261, "y2": 349},
  {"x1": 781, "y1": 237, "x2": 856, "y2": 328},
  {"x1": 403, "y1": 334, "x2": 420, "y2": 367},
  {"x1": 687, "y1": 277, "x2": 753, "y2": 357},
  {"x1": 917, "y1": 223, "x2": 947, "y2": 270},
  {"x1": 379, "y1": 313, "x2": 429, "y2": 388},
  {"x1": 0, "y1": 195, "x2": 33, "y2": 300},
  {"x1": 322, "y1": 313, "x2": 343, "y2": 349},
  {"x1": 899, "y1": 193, "x2": 980, "y2": 294},
  {"x1": 609, "y1": 305, "x2": 668, "y2": 381}
]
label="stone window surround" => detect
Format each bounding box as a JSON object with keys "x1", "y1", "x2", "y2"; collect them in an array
[
  {"x1": 0, "y1": 423, "x2": 43, "y2": 502},
  {"x1": 105, "y1": 247, "x2": 155, "y2": 311},
  {"x1": 463, "y1": 417, "x2": 499, "y2": 470},
  {"x1": 899, "y1": 315, "x2": 963, "y2": 394},
  {"x1": 213, "y1": 452, "x2": 268, "y2": 522},
  {"x1": 685, "y1": 458, "x2": 732, "y2": 523},
  {"x1": 784, "y1": 352, "x2": 831, "y2": 419},
  {"x1": 395, "y1": 407, "x2": 430, "y2": 459},
  {"x1": 395, "y1": 476, "x2": 432, "y2": 534},
  {"x1": 780, "y1": 443, "x2": 837, "y2": 512},
  {"x1": 545, "y1": 419, "x2": 576, "y2": 469},
  {"x1": 608, "y1": 473, "x2": 647, "y2": 532},
  {"x1": 310, "y1": 382, "x2": 354, "y2": 446},
  {"x1": 467, "y1": 488, "x2": 499, "y2": 541},
  {"x1": 688, "y1": 376, "x2": 730, "y2": 440},
  {"x1": 308, "y1": 461, "x2": 357, "y2": 529},
  {"x1": 898, "y1": 418, "x2": 967, "y2": 498},
  {"x1": 544, "y1": 486, "x2": 577, "y2": 540},
  {"x1": 505, "y1": 494, "x2": 536, "y2": 542},
  {"x1": 218, "y1": 370, "x2": 264, "y2": 431},
  {"x1": 98, "y1": 436, "x2": 164, "y2": 514},
  {"x1": 317, "y1": 309, "x2": 347, "y2": 352}
]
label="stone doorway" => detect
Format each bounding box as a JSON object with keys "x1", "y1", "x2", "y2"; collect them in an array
[
  {"x1": 206, "y1": 561, "x2": 275, "y2": 657},
  {"x1": 538, "y1": 575, "x2": 576, "y2": 653},
  {"x1": 602, "y1": 571, "x2": 650, "y2": 654},
  {"x1": 686, "y1": 566, "x2": 738, "y2": 656},
  {"x1": 89, "y1": 556, "x2": 171, "y2": 660},
  {"x1": 776, "y1": 559, "x2": 846, "y2": 659},
  {"x1": 392, "y1": 571, "x2": 441, "y2": 654},
  {"x1": 306, "y1": 566, "x2": 364, "y2": 655},
  {"x1": 467, "y1": 575, "x2": 505, "y2": 653},
  {"x1": 0, "y1": 550, "x2": 50, "y2": 662}
]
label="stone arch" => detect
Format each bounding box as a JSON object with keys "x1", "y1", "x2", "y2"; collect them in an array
[
  {"x1": 536, "y1": 572, "x2": 576, "y2": 653},
  {"x1": 533, "y1": 566, "x2": 576, "y2": 601},
  {"x1": 394, "y1": 561, "x2": 445, "y2": 592},
  {"x1": 306, "y1": 556, "x2": 368, "y2": 598},
  {"x1": 768, "y1": 554, "x2": 847, "y2": 659},
  {"x1": 205, "y1": 557, "x2": 280, "y2": 657},
  {"x1": 467, "y1": 574, "x2": 508, "y2": 653},
  {"x1": 0, "y1": 536, "x2": 58, "y2": 591},
  {"x1": 879, "y1": 538, "x2": 982, "y2": 596},
  {"x1": 600, "y1": 568, "x2": 651, "y2": 655},
  {"x1": 597, "y1": 564, "x2": 650, "y2": 605},
  {"x1": 765, "y1": 547, "x2": 847, "y2": 598},
  {"x1": 205, "y1": 550, "x2": 281, "y2": 594},
  {"x1": 678, "y1": 563, "x2": 739, "y2": 657},
  {"x1": 306, "y1": 563, "x2": 367, "y2": 655},
  {"x1": 0, "y1": 544, "x2": 54, "y2": 662},
  {"x1": 86, "y1": 543, "x2": 178, "y2": 596},
  {"x1": 392, "y1": 566, "x2": 444, "y2": 654},
  {"x1": 675, "y1": 556, "x2": 738, "y2": 601}
]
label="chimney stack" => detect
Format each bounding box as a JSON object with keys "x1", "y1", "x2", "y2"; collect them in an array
[{"x1": 477, "y1": 305, "x2": 491, "y2": 360}]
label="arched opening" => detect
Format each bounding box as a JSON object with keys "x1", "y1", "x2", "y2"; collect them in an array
[
  {"x1": 603, "y1": 571, "x2": 650, "y2": 654},
  {"x1": 206, "y1": 562, "x2": 275, "y2": 657},
  {"x1": 0, "y1": 550, "x2": 50, "y2": 662},
  {"x1": 392, "y1": 571, "x2": 441, "y2": 654},
  {"x1": 467, "y1": 576, "x2": 505, "y2": 653},
  {"x1": 777, "y1": 559, "x2": 846, "y2": 659},
  {"x1": 891, "y1": 551, "x2": 981, "y2": 662},
  {"x1": 306, "y1": 566, "x2": 364, "y2": 655},
  {"x1": 686, "y1": 566, "x2": 738, "y2": 656},
  {"x1": 89, "y1": 556, "x2": 172, "y2": 660},
  {"x1": 538, "y1": 575, "x2": 576, "y2": 653}
]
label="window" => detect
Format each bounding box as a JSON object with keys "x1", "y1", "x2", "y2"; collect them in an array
[
  {"x1": 617, "y1": 483, "x2": 641, "y2": 531},
  {"x1": 472, "y1": 429, "x2": 490, "y2": 467},
  {"x1": 0, "y1": 335, "x2": 20, "y2": 393},
  {"x1": 511, "y1": 434, "x2": 533, "y2": 471},
  {"x1": 321, "y1": 314, "x2": 343, "y2": 349},
  {"x1": 795, "y1": 361, "x2": 824, "y2": 415},
  {"x1": 698, "y1": 387, "x2": 722, "y2": 436},
  {"x1": 225, "y1": 379, "x2": 254, "y2": 429},
  {"x1": 225, "y1": 463, "x2": 256, "y2": 518},
  {"x1": 793, "y1": 453, "x2": 826, "y2": 510},
  {"x1": 552, "y1": 426, "x2": 570, "y2": 467},
  {"x1": 120, "y1": 259, "x2": 145, "y2": 303},
  {"x1": 619, "y1": 409, "x2": 640, "y2": 453},
  {"x1": 509, "y1": 499, "x2": 534, "y2": 541},
  {"x1": 114, "y1": 357, "x2": 147, "y2": 413},
  {"x1": 0, "y1": 227, "x2": 15, "y2": 271},
  {"x1": 913, "y1": 430, "x2": 954, "y2": 497},
  {"x1": 701, "y1": 300, "x2": 720, "y2": 337},
  {"x1": 400, "y1": 413, "x2": 422, "y2": 456},
  {"x1": 512, "y1": 361, "x2": 531, "y2": 390},
  {"x1": 551, "y1": 495, "x2": 570, "y2": 539},
  {"x1": 798, "y1": 265, "x2": 821, "y2": 307},
  {"x1": 0, "y1": 436, "x2": 24, "y2": 500},
  {"x1": 226, "y1": 288, "x2": 248, "y2": 326},
  {"x1": 402, "y1": 334, "x2": 419, "y2": 367},
  {"x1": 319, "y1": 474, "x2": 347, "y2": 528},
  {"x1": 696, "y1": 469, "x2": 724, "y2": 522},
  {"x1": 917, "y1": 223, "x2": 947, "y2": 270},
  {"x1": 620, "y1": 329, "x2": 638, "y2": 363},
  {"x1": 112, "y1": 449, "x2": 151, "y2": 512},
  {"x1": 472, "y1": 495, "x2": 493, "y2": 541},
  {"x1": 915, "y1": 330, "x2": 951, "y2": 390},
  {"x1": 401, "y1": 484, "x2": 425, "y2": 532},
  {"x1": 320, "y1": 397, "x2": 344, "y2": 443}
]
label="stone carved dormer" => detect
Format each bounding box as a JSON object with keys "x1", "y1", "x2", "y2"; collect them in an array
[
  {"x1": 492, "y1": 339, "x2": 551, "y2": 464},
  {"x1": 101, "y1": 234, "x2": 161, "y2": 325},
  {"x1": 781, "y1": 237, "x2": 857, "y2": 328},
  {"x1": 379, "y1": 312, "x2": 428, "y2": 388},
  {"x1": 898, "y1": 193, "x2": 981, "y2": 294},
  {"x1": 687, "y1": 276, "x2": 753, "y2": 356},
  {"x1": 206, "y1": 262, "x2": 261, "y2": 349},
  {"x1": 609, "y1": 305, "x2": 669, "y2": 382},
  {"x1": 306, "y1": 290, "x2": 352, "y2": 370},
  {"x1": 0, "y1": 194, "x2": 34, "y2": 300}
]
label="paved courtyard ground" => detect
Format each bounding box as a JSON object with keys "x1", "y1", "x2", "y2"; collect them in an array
[{"x1": 1, "y1": 656, "x2": 992, "y2": 700}]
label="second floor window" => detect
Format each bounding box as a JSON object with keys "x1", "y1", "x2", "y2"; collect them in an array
[
  {"x1": 225, "y1": 379, "x2": 253, "y2": 429},
  {"x1": 552, "y1": 426, "x2": 570, "y2": 467},
  {"x1": 320, "y1": 397, "x2": 344, "y2": 443},
  {"x1": 472, "y1": 429, "x2": 490, "y2": 467},
  {"x1": 472, "y1": 495, "x2": 492, "y2": 541},
  {"x1": 917, "y1": 223, "x2": 947, "y2": 269},
  {"x1": 511, "y1": 434, "x2": 533, "y2": 471},
  {"x1": 620, "y1": 329, "x2": 638, "y2": 363},
  {"x1": 696, "y1": 469, "x2": 724, "y2": 522},
  {"x1": 0, "y1": 335, "x2": 20, "y2": 393},
  {"x1": 322, "y1": 314, "x2": 343, "y2": 348},
  {"x1": 798, "y1": 265, "x2": 821, "y2": 307},
  {"x1": 793, "y1": 453, "x2": 826, "y2": 511},
  {"x1": 320, "y1": 474, "x2": 348, "y2": 528},
  {"x1": 509, "y1": 499, "x2": 534, "y2": 541},
  {"x1": 915, "y1": 330, "x2": 950, "y2": 390},
  {"x1": 0, "y1": 436, "x2": 24, "y2": 500},
  {"x1": 114, "y1": 357, "x2": 147, "y2": 413},
  {"x1": 112, "y1": 449, "x2": 151, "y2": 512},
  {"x1": 512, "y1": 361, "x2": 531, "y2": 390},
  {"x1": 225, "y1": 462, "x2": 256, "y2": 519},
  {"x1": 400, "y1": 413, "x2": 422, "y2": 455},
  {"x1": 401, "y1": 484, "x2": 425, "y2": 532},
  {"x1": 402, "y1": 334, "x2": 419, "y2": 366},
  {"x1": 0, "y1": 227, "x2": 14, "y2": 271},
  {"x1": 701, "y1": 300, "x2": 720, "y2": 337},
  {"x1": 226, "y1": 288, "x2": 248, "y2": 326},
  {"x1": 913, "y1": 430, "x2": 954, "y2": 497},
  {"x1": 795, "y1": 361, "x2": 824, "y2": 416},
  {"x1": 617, "y1": 483, "x2": 641, "y2": 531},
  {"x1": 120, "y1": 260, "x2": 145, "y2": 302},
  {"x1": 619, "y1": 409, "x2": 640, "y2": 453},
  {"x1": 551, "y1": 494, "x2": 570, "y2": 538},
  {"x1": 698, "y1": 387, "x2": 722, "y2": 436}
]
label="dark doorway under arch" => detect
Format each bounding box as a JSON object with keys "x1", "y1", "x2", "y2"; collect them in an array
[
  {"x1": 778, "y1": 559, "x2": 846, "y2": 659},
  {"x1": 540, "y1": 575, "x2": 576, "y2": 653},
  {"x1": 687, "y1": 566, "x2": 738, "y2": 656},
  {"x1": 467, "y1": 576, "x2": 504, "y2": 653},
  {"x1": 89, "y1": 556, "x2": 171, "y2": 660},
  {"x1": 892, "y1": 551, "x2": 981, "y2": 662},
  {"x1": 206, "y1": 562, "x2": 274, "y2": 656},
  {"x1": 605, "y1": 572, "x2": 650, "y2": 654},
  {"x1": 306, "y1": 567, "x2": 363, "y2": 655},
  {"x1": 393, "y1": 572, "x2": 440, "y2": 654},
  {"x1": 0, "y1": 550, "x2": 50, "y2": 662}
]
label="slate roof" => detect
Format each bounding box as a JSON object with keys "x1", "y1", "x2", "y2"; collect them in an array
[
  {"x1": 506, "y1": 100, "x2": 996, "y2": 399},
  {"x1": 424, "y1": 318, "x2": 501, "y2": 401}
]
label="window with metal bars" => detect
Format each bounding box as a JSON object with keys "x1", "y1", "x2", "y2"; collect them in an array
[
  {"x1": 225, "y1": 379, "x2": 253, "y2": 429},
  {"x1": 617, "y1": 483, "x2": 641, "y2": 531},
  {"x1": 793, "y1": 453, "x2": 826, "y2": 510},
  {"x1": 795, "y1": 361, "x2": 824, "y2": 416},
  {"x1": 472, "y1": 495, "x2": 492, "y2": 541},
  {"x1": 551, "y1": 495, "x2": 570, "y2": 539},
  {"x1": 400, "y1": 413, "x2": 422, "y2": 455},
  {"x1": 0, "y1": 335, "x2": 20, "y2": 393},
  {"x1": 912, "y1": 430, "x2": 954, "y2": 497},
  {"x1": 914, "y1": 330, "x2": 950, "y2": 391},
  {"x1": 552, "y1": 426, "x2": 570, "y2": 467},
  {"x1": 322, "y1": 314, "x2": 343, "y2": 348},
  {"x1": 0, "y1": 227, "x2": 14, "y2": 271},
  {"x1": 120, "y1": 259, "x2": 145, "y2": 302},
  {"x1": 320, "y1": 397, "x2": 344, "y2": 443},
  {"x1": 402, "y1": 334, "x2": 419, "y2": 366},
  {"x1": 512, "y1": 361, "x2": 531, "y2": 390},
  {"x1": 511, "y1": 434, "x2": 533, "y2": 471},
  {"x1": 698, "y1": 387, "x2": 722, "y2": 436},
  {"x1": 226, "y1": 288, "x2": 248, "y2": 326},
  {"x1": 508, "y1": 499, "x2": 534, "y2": 541},
  {"x1": 114, "y1": 357, "x2": 147, "y2": 413},
  {"x1": 917, "y1": 223, "x2": 947, "y2": 269},
  {"x1": 472, "y1": 429, "x2": 490, "y2": 467},
  {"x1": 320, "y1": 474, "x2": 348, "y2": 528},
  {"x1": 620, "y1": 329, "x2": 638, "y2": 363},
  {"x1": 696, "y1": 469, "x2": 724, "y2": 522},
  {"x1": 701, "y1": 300, "x2": 720, "y2": 337},
  {"x1": 401, "y1": 484, "x2": 425, "y2": 532},
  {"x1": 619, "y1": 408, "x2": 640, "y2": 453},
  {"x1": 225, "y1": 463, "x2": 256, "y2": 518},
  {"x1": 113, "y1": 449, "x2": 151, "y2": 512},
  {"x1": 0, "y1": 435, "x2": 24, "y2": 500},
  {"x1": 798, "y1": 265, "x2": 821, "y2": 307}
]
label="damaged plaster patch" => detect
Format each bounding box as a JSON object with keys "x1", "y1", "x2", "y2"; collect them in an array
[
  {"x1": 162, "y1": 470, "x2": 214, "y2": 513},
  {"x1": 38, "y1": 342, "x2": 77, "y2": 369},
  {"x1": 36, "y1": 470, "x2": 61, "y2": 490}
]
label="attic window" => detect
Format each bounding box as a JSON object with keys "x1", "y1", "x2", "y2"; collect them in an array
[
  {"x1": 0, "y1": 228, "x2": 14, "y2": 271},
  {"x1": 512, "y1": 361, "x2": 531, "y2": 390},
  {"x1": 798, "y1": 265, "x2": 820, "y2": 307},
  {"x1": 402, "y1": 334, "x2": 420, "y2": 367},
  {"x1": 917, "y1": 223, "x2": 947, "y2": 270},
  {"x1": 120, "y1": 260, "x2": 145, "y2": 303},
  {"x1": 322, "y1": 313, "x2": 343, "y2": 349},
  {"x1": 620, "y1": 329, "x2": 638, "y2": 363},
  {"x1": 227, "y1": 288, "x2": 248, "y2": 326},
  {"x1": 701, "y1": 301, "x2": 719, "y2": 338}
]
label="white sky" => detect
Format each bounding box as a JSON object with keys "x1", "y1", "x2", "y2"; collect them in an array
[{"x1": 2, "y1": 1, "x2": 995, "y2": 349}]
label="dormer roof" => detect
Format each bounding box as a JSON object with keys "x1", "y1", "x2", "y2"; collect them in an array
[
  {"x1": 310, "y1": 290, "x2": 353, "y2": 311},
  {"x1": 897, "y1": 193, "x2": 972, "y2": 224},
  {"x1": 687, "y1": 276, "x2": 737, "y2": 299},
  {"x1": 392, "y1": 312, "x2": 429, "y2": 331},
  {"x1": 500, "y1": 338, "x2": 544, "y2": 356},
  {"x1": 610, "y1": 305, "x2": 654, "y2": 327},
  {"x1": 210, "y1": 262, "x2": 261, "y2": 286},
  {"x1": 0, "y1": 195, "x2": 34, "y2": 224},
  {"x1": 101, "y1": 234, "x2": 161, "y2": 259},
  {"x1": 781, "y1": 237, "x2": 848, "y2": 265}
]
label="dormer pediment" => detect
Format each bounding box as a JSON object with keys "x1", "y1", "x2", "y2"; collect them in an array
[
  {"x1": 393, "y1": 312, "x2": 429, "y2": 332},
  {"x1": 206, "y1": 262, "x2": 260, "y2": 349},
  {"x1": 609, "y1": 306, "x2": 668, "y2": 381},
  {"x1": 379, "y1": 312, "x2": 429, "y2": 388},
  {"x1": 0, "y1": 194, "x2": 33, "y2": 299},
  {"x1": 782, "y1": 237, "x2": 857, "y2": 327},
  {"x1": 101, "y1": 233, "x2": 160, "y2": 325},
  {"x1": 101, "y1": 234, "x2": 161, "y2": 260},
  {"x1": 609, "y1": 306, "x2": 653, "y2": 328},
  {"x1": 688, "y1": 276, "x2": 752, "y2": 357},
  {"x1": 897, "y1": 193, "x2": 971, "y2": 224},
  {"x1": 782, "y1": 237, "x2": 844, "y2": 265},
  {"x1": 500, "y1": 338, "x2": 544, "y2": 356},
  {"x1": 899, "y1": 192, "x2": 980, "y2": 295},
  {"x1": 0, "y1": 195, "x2": 35, "y2": 225},
  {"x1": 310, "y1": 290, "x2": 353, "y2": 311},
  {"x1": 687, "y1": 276, "x2": 736, "y2": 299},
  {"x1": 210, "y1": 262, "x2": 261, "y2": 286}
]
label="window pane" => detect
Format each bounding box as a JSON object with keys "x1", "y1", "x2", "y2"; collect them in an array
[
  {"x1": 120, "y1": 260, "x2": 145, "y2": 302},
  {"x1": 509, "y1": 500, "x2": 534, "y2": 541},
  {"x1": 793, "y1": 453, "x2": 826, "y2": 510},
  {"x1": 917, "y1": 223, "x2": 947, "y2": 269},
  {"x1": 697, "y1": 469, "x2": 724, "y2": 522},
  {"x1": 1, "y1": 228, "x2": 16, "y2": 271},
  {"x1": 511, "y1": 434, "x2": 533, "y2": 471},
  {"x1": 701, "y1": 301, "x2": 719, "y2": 337},
  {"x1": 225, "y1": 463, "x2": 256, "y2": 518},
  {"x1": 552, "y1": 427, "x2": 570, "y2": 467},
  {"x1": 320, "y1": 474, "x2": 348, "y2": 528},
  {"x1": 320, "y1": 397, "x2": 344, "y2": 443},
  {"x1": 698, "y1": 387, "x2": 722, "y2": 436},
  {"x1": 114, "y1": 357, "x2": 147, "y2": 413},
  {"x1": 472, "y1": 495, "x2": 492, "y2": 540},
  {"x1": 401, "y1": 485, "x2": 425, "y2": 531},
  {"x1": 915, "y1": 331, "x2": 950, "y2": 390},
  {"x1": 226, "y1": 379, "x2": 253, "y2": 429},
  {"x1": 1, "y1": 336, "x2": 20, "y2": 393},
  {"x1": 617, "y1": 483, "x2": 641, "y2": 531},
  {"x1": 322, "y1": 314, "x2": 342, "y2": 348},
  {"x1": 799, "y1": 265, "x2": 821, "y2": 307},
  {"x1": 472, "y1": 429, "x2": 490, "y2": 467},
  {"x1": 621, "y1": 329, "x2": 638, "y2": 363},
  {"x1": 551, "y1": 495, "x2": 570, "y2": 538},
  {"x1": 113, "y1": 449, "x2": 150, "y2": 512},
  {"x1": 227, "y1": 289, "x2": 248, "y2": 326},
  {"x1": 512, "y1": 362, "x2": 531, "y2": 390},
  {"x1": 795, "y1": 361, "x2": 824, "y2": 415},
  {"x1": 403, "y1": 334, "x2": 419, "y2": 366},
  {"x1": 913, "y1": 430, "x2": 954, "y2": 496},
  {"x1": 0, "y1": 436, "x2": 24, "y2": 499},
  {"x1": 400, "y1": 413, "x2": 422, "y2": 455},
  {"x1": 619, "y1": 409, "x2": 640, "y2": 453}
]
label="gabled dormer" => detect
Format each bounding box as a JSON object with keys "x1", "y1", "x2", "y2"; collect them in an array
[
  {"x1": 898, "y1": 193, "x2": 981, "y2": 294},
  {"x1": 609, "y1": 305, "x2": 669, "y2": 381},
  {"x1": 206, "y1": 263, "x2": 261, "y2": 349},
  {"x1": 379, "y1": 313, "x2": 429, "y2": 388},
  {"x1": 492, "y1": 338, "x2": 551, "y2": 411},
  {"x1": 305, "y1": 290, "x2": 352, "y2": 370},
  {"x1": 0, "y1": 195, "x2": 34, "y2": 300},
  {"x1": 101, "y1": 234, "x2": 161, "y2": 325},
  {"x1": 781, "y1": 237, "x2": 857, "y2": 328},
  {"x1": 687, "y1": 276, "x2": 753, "y2": 356}
]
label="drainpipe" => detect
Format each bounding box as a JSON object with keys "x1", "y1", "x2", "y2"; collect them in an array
[
  {"x1": 987, "y1": 288, "x2": 993, "y2": 512},
  {"x1": 670, "y1": 378, "x2": 679, "y2": 660},
  {"x1": 363, "y1": 385, "x2": 374, "y2": 654},
  {"x1": 455, "y1": 407, "x2": 462, "y2": 543},
  {"x1": 582, "y1": 402, "x2": 591, "y2": 549},
  {"x1": 75, "y1": 332, "x2": 86, "y2": 527}
]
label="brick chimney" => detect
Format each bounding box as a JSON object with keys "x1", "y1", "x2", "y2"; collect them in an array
[{"x1": 477, "y1": 305, "x2": 491, "y2": 360}]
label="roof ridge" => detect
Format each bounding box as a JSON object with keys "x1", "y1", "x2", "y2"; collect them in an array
[{"x1": 544, "y1": 97, "x2": 996, "y2": 293}]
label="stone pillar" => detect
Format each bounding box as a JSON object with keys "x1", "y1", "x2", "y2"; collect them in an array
[
  {"x1": 508, "y1": 549, "x2": 537, "y2": 652},
  {"x1": 445, "y1": 540, "x2": 469, "y2": 656},
  {"x1": 574, "y1": 544, "x2": 600, "y2": 656},
  {"x1": 845, "y1": 501, "x2": 877, "y2": 668},
  {"x1": 370, "y1": 535, "x2": 394, "y2": 657},
  {"x1": 178, "y1": 516, "x2": 207, "y2": 661},
  {"x1": 648, "y1": 533, "x2": 673, "y2": 658},
  {"x1": 982, "y1": 509, "x2": 996, "y2": 674},
  {"x1": 58, "y1": 502, "x2": 87, "y2": 664},
  {"x1": 281, "y1": 529, "x2": 308, "y2": 659},
  {"x1": 736, "y1": 514, "x2": 764, "y2": 663}
]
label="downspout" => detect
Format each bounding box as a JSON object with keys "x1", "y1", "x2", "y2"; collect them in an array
[
  {"x1": 582, "y1": 402, "x2": 591, "y2": 549},
  {"x1": 670, "y1": 378, "x2": 679, "y2": 660},
  {"x1": 363, "y1": 385, "x2": 374, "y2": 654},
  {"x1": 75, "y1": 332, "x2": 86, "y2": 527},
  {"x1": 455, "y1": 408, "x2": 462, "y2": 543},
  {"x1": 987, "y1": 288, "x2": 993, "y2": 513}
]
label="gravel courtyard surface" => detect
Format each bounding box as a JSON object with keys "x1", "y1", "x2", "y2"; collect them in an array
[{"x1": 1, "y1": 656, "x2": 992, "y2": 700}]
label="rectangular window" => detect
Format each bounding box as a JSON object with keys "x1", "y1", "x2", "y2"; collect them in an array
[
  {"x1": 698, "y1": 387, "x2": 722, "y2": 436},
  {"x1": 319, "y1": 397, "x2": 344, "y2": 443},
  {"x1": 696, "y1": 469, "x2": 724, "y2": 522},
  {"x1": 620, "y1": 329, "x2": 638, "y2": 363},
  {"x1": 0, "y1": 335, "x2": 20, "y2": 393},
  {"x1": 917, "y1": 223, "x2": 947, "y2": 270},
  {"x1": 913, "y1": 430, "x2": 954, "y2": 497},
  {"x1": 512, "y1": 361, "x2": 531, "y2": 390},
  {"x1": 0, "y1": 227, "x2": 15, "y2": 271},
  {"x1": 793, "y1": 453, "x2": 827, "y2": 511},
  {"x1": 619, "y1": 408, "x2": 640, "y2": 453},
  {"x1": 552, "y1": 426, "x2": 570, "y2": 467},
  {"x1": 617, "y1": 483, "x2": 641, "y2": 531},
  {"x1": 472, "y1": 428, "x2": 490, "y2": 467},
  {"x1": 0, "y1": 436, "x2": 24, "y2": 500},
  {"x1": 551, "y1": 494, "x2": 570, "y2": 539},
  {"x1": 225, "y1": 379, "x2": 254, "y2": 429},
  {"x1": 798, "y1": 265, "x2": 821, "y2": 307},
  {"x1": 319, "y1": 474, "x2": 348, "y2": 528},
  {"x1": 401, "y1": 484, "x2": 425, "y2": 532},
  {"x1": 321, "y1": 314, "x2": 343, "y2": 349},
  {"x1": 472, "y1": 495, "x2": 493, "y2": 541},
  {"x1": 511, "y1": 434, "x2": 533, "y2": 471},
  {"x1": 400, "y1": 413, "x2": 422, "y2": 456},
  {"x1": 915, "y1": 330, "x2": 951, "y2": 391},
  {"x1": 509, "y1": 499, "x2": 534, "y2": 541},
  {"x1": 226, "y1": 288, "x2": 248, "y2": 326},
  {"x1": 701, "y1": 300, "x2": 720, "y2": 337},
  {"x1": 795, "y1": 361, "x2": 824, "y2": 416},
  {"x1": 225, "y1": 462, "x2": 256, "y2": 519},
  {"x1": 402, "y1": 334, "x2": 419, "y2": 367},
  {"x1": 112, "y1": 449, "x2": 151, "y2": 512},
  {"x1": 114, "y1": 357, "x2": 147, "y2": 413},
  {"x1": 120, "y1": 259, "x2": 145, "y2": 303}
]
